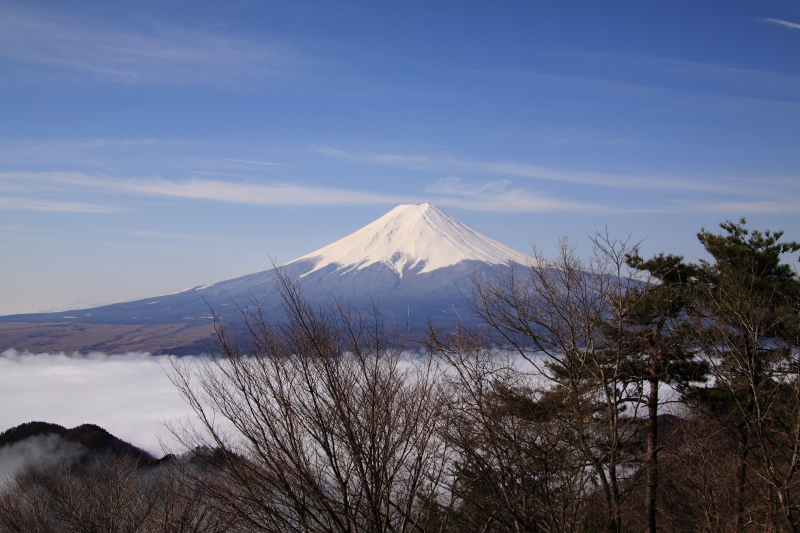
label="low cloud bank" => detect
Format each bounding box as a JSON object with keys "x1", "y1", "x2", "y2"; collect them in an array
[
  {"x1": 0, "y1": 350, "x2": 202, "y2": 456},
  {"x1": 0, "y1": 434, "x2": 86, "y2": 485},
  {"x1": 0, "y1": 348, "x2": 685, "y2": 464}
]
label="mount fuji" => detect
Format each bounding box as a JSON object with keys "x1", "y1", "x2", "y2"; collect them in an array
[{"x1": 0, "y1": 204, "x2": 529, "y2": 353}]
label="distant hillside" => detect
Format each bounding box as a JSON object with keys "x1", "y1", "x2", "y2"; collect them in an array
[{"x1": 0, "y1": 421, "x2": 163, "y2": 474}]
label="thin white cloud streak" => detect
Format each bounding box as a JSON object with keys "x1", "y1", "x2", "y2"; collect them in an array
[
  {"x1": 5, "y1": 165, "x2": 799, "y2": 215},
  {"x1": 5, "y1": 139, "x2": 796, "y2": 213},
  {"x1": 465, "y1": 64, "x2": 800, "y2": 118},
  {"x1": 112, "y1": 229, "x2": 275, "y2": 244},
  {"x1": 761, "y1": 18, "x2": 800, "y2": 30},
  {"x1": 1, "y1": 171, "x2": 407, "y2": 207},
  {"x1": 427, "y1": 177, "x2": 601, "y2": 212},
  {"x1": 186, "y1": 171, "x2": 263, "y2": 179},
  {"x1": 0, "y1": 350, "x2": 201, "y2": 455},
  {"x1": 687, "y1": 200, "x2": 800, "y2": 213},
  {"x1": 1, "y1": 170, "x2": 603, "y2": 213},
  {"x1": 316, "y1": 146, "x2": 673, "y2": 190},
  {"x1": 224, "y1": 159, "x2": 291, "y2": 167},
  {"x1": 531, "y1": 128, "x2": 637, "y2": 147},
  {"x1": 187, "y1": 170, "x2": 266, "y2": 179},
  {"x1": 315, "y1": 146, "x2": 792, "y2": 200},
  {"x1": 561, "y1": 51, "x2": 800, "y2": 96},
  {"x1": 60, "y1": 174, "x2": 407, "y2": 207},
  {"x1": 0, "y1": 196, "x2": 123, "y2": 213},
  {"x1": 0, "y1": 4, "x2": 297, "y2": 86}
]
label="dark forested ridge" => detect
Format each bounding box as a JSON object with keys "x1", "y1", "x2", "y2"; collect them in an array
[{"x1": 0, "y1": 421, "x2": 161, "y2": 467}]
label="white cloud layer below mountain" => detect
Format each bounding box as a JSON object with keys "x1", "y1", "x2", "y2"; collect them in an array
[
  {"x1": 0, "y1": 350, "x2": 200, "y2": 456},
  {"x1": 0, "y1": 349, "x2": 685, "y2": 462}
]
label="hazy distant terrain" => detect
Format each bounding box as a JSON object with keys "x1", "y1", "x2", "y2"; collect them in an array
[{"x1": 0, "y1": 322, "x2": 214, "y2": 354}]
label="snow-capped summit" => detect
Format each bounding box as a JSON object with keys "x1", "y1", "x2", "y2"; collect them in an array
[{"x1": 286, "y1": 203, "x2": 527, "y2": 277}]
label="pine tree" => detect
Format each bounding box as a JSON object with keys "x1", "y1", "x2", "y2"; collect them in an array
[
  {"x1": 623, "y1": 253, "x2": 709, "y2": 533},
  {"x1": 686, "y1": 219, "x2": 799, "y2": 530}
]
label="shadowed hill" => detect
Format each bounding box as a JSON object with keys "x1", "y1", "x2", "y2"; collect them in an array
[{"x1": 0, "y1": 421, "x2": 161, "y2": 468}]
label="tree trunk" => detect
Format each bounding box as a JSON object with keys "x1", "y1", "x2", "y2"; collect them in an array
[
  {"x1": 609, "y1": 455, "x2": 622, "y2": 533},
  {"x1": 647, "y1": 376, "x2": 659, "y2": 533},
  {"x1": 736, "y1": 424, "x2": 749, "y2": 531}
]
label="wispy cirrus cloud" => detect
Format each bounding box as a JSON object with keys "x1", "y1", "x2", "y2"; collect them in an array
[
  {"x1": 224, "y1": 159, "x2": 291, "y2": 167},
  {"x1": 315, "y1": 146, "x2": 776, "y2": 197},
  {"x1": 686, "y1": 200, "x2": 800, "y2": 213},
  {"x1": 464, "y1": 58, "x2": 800, "y2": 118},
  {"x1": 556, "y1": 51, "x2": 800, "y2": 96},
  {"x1": 0, "y1": 170, "x2": 604, "y2": 213},
  {"x1": 112, "y1": 229, "x2": 274, "y2": 244},
  {"x1": 5, "y1": 166, "x2": 797, "y2": 215},
  {"x1": 1, "y1": 171, "x2": 407, "y2": 207},
  {"x1": 0, "y1": 3, "x2": 299, "y2": 86},
  {"x1": 761, "y1": 18, "x2": 800, "y2": 30},
  {"x1": 427, "y1": 177, "x2": 601, "y2": 212},
  {"x1": 316, "y1": 147, "x2": 800, "y2": 213},
  {"x1": 67, "y1": 175, "x2": 406, "y2": 206},
  {"x1": 0, "y1": 196, "x2": 123, "y2": 213}
]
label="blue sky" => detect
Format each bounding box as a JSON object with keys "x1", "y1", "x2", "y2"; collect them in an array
[{"x1": 1, "y1": 0, "x2": 799, "y2": 315}]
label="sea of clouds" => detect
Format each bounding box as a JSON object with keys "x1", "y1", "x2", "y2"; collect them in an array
[
  {"x1": 0, "y1": 349, "x2": 203, "y2": 457},
  {"x1": 0, "y1": 348, "x2": 686, "y2": 467}
]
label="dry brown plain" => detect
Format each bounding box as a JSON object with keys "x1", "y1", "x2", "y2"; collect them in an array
[{"x1": 0, "y1": 322, "x2": 215, "y2": 354}]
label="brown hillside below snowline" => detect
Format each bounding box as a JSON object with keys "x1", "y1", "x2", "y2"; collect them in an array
[{"x1": 0, "y1": 322, "x2": 215, "y2": 355}]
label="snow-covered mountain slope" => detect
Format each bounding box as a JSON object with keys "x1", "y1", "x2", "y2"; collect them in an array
[
  {"x1": 286, "y1": 203, "x2": 527, "y2": 277},
  {"x1": 0, "y1": 204, "x2": 533, "y2": 349}
]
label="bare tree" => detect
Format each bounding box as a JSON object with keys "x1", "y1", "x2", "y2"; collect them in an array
[
  {"x1": 427, "y1": 324, "x2": 594, "y2": 533},
  {"x1": 465, "y1": 234, "x2": 655, "y2": 532},
  {"x1": 40, "y1": 457, "x2": 162, "y2": 533},
  {"x1": 168, "y1": 270, "x2": 451, "y2": 533},
  {"x1": 0, "y1": 455, "x2": 232, "y2": 533},
  {"x1": 650, "y1": 414, "x2": 739, "y2": 532},
  {"x1": 144, "y1": 463, "x2": 233, "y2": 533},
  {"x1": 0, "y1": 471, "x2": 52, "y2": 533}
]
